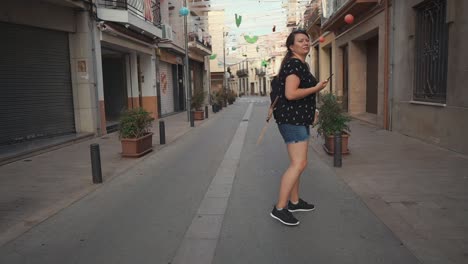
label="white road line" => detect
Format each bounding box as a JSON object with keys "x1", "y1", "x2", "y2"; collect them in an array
[{"x1": 171, "y1": 103, "x2": 253, "y2": 264}]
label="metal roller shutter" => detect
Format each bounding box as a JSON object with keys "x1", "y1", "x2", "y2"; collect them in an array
[
  {"x1": 0, "y1": 22, "x2": 75, "y2": 145},
  {"x1": 159, "y1": 61, "x2": 175, "y2": 115}
]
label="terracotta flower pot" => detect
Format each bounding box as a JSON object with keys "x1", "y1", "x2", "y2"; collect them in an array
[
  {"x1": 121, "y1": 132, "x2": 153, "y2": 157},
  {"x1": 323, "y1": 132, "x2": 350, "y2": 155},
  {"x1": 193, "y1": 110, "x2": 205, "y2": 120}
]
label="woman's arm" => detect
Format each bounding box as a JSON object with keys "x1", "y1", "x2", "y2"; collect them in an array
[{"x1": 284, "y1": 74, "x2": 328, "y2": 100}]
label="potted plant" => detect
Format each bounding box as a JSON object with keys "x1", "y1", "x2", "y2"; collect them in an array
[
  {"x1": 315, "y1": 93, "x2": 351, "y2": 155},
  {"x1": 191, "y1": 89, "x2": 206, "y2": 120},
  {"x1": 212, "y1": 90, "x2": 223, "y2": 112},
  {"x1": 118, "y1": 108, "x2": 154, "y2": 157},
  {"x1": 227, "y1": 89, "x2": 236, "y2": 104}
]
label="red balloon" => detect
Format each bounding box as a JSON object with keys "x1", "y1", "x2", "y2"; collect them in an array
[
  {"x1": 344, "y1": 14, "x2": 354, "y2": 24},
  {"x1": 319, "y1": 36, "x2": 325, "y2": 43}
]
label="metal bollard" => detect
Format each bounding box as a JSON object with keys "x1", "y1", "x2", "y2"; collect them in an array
[
  {"x1": 90, "y1": 143, "x2": 103, "y2": 183},
  {"x1": 205, "y1": 105, "x2": 209, "y2": 119},
  {"x1": 333, "y1": 131, "x2": 342, "y2": 167},
  {"x1": 159, "y1": 120, "x2": 166, "y2": 145},
  {"x1": 190, "y1": 111, "x2": 195, "y2": 127}
]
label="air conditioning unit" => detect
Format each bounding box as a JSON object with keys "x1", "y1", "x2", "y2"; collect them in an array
[{"x1": 162, "y1": 24, "x2": 174, "y2": 41}]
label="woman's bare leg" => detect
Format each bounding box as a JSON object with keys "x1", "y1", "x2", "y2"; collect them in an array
[
  {"x1": 290, "y1": 143, "x2": 308, "y2": 203},
  {"x1": 276, "y1": 141, "x2": 308, "y2": 209}
]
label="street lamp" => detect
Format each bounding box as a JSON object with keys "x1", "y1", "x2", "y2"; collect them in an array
[{"x1": 180, "y1": 1, "x2": 192, "y2": 123}]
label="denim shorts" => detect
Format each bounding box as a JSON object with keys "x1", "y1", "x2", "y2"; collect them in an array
[{"x1": 277, "y1": 124, "x2": 310, "y2": 144}]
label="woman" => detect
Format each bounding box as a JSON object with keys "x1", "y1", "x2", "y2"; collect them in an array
[{"x1": 270, "y1": 30, "x2": 328, "y2": 226}]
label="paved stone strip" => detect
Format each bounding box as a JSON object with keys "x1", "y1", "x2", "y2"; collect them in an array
[{"x1": 172, "y1": 103, "x2": 253, "y2": 264}]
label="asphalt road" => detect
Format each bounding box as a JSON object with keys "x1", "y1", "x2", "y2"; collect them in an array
[{"x1": 0, "y1": 97, "x2": 420, "y2": 264}]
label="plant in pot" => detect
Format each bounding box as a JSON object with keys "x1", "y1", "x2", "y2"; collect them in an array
[
  {"x1": 212, "y1": 90, "x2": 223, "y2": 112},
  {"x1": 191, "y1": 89, "x2": 206, "y2": 120},
  {"x1": 118, "y1": 107, "x2": 154, "y2": 157},
  {"x1": 315, "y1": 93, "x2": 351, "y2": 155},
  {"x1": 227, "y1": 89, "x2": 236, "y2": 104},
  {"x1": 210, "y1": 92, "x2": 219, "y2": 113}
]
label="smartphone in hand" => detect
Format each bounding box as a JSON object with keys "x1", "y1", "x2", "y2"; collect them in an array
[{"x1": 326, "y1": 73, "x2": 334, "y2": 81}]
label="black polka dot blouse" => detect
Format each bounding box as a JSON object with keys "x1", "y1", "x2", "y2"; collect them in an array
[{"x1": 273, "y1": 58, "x2": 318, "y2": 126}]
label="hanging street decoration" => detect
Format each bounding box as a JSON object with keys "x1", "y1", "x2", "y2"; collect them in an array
[
  {"x1": 319, "y1": 36, "x2": 325, "y2": 43},
  {"x1": 179, "y1": 7, "x2": 189, "y2": 16},
  {"x1": 244, "y1": 35, "x2": 259, "y2": 44},
  {"x1": 261, "y1": 60, "x2": 269, "y2": 67},
  {"x1": 344, "y1": 14, "x2": 354, "y2": 24},
  {"x1": 235, "y1": 14, "x2": 242, "y2": 28},
  {"x1": 210, "y1": 54, "x2": 217, "y2": 60}
]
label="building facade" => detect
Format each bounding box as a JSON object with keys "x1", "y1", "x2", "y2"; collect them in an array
[
  {"x1": 307, "y1": 0, "x2": 389, "y2": 127},
  {"x1": 391, "y1": 0, "x2": 468, "y2": 154},
  {"x1": 96, "y1": 0, "x2": 162, "y2": 131},
  {"x1": 304, "y1": 0, "x2": 467, "y2": 155},
  {"x1": 0, "y1": 0, "x2": 100, "y2": 145},
  {"x1": 0, "y1": 0, "x2": 214, "y2": 154}
]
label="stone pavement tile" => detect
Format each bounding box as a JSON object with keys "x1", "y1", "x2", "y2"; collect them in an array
[
  {"x1": 205, "y1": 183, "x2": 233, "y2": 198},
  {"x1": 186, "y1": 214, "x2": 224, "y2": 239},
  {"x1": 197, "y1": 197, "x2": 229, "y2": 215},
  {"x1": 0, "y1": 109, "x2": 220, "y2": 247},
  {"x1": 172, "y1": 238, "x2": 217, "y2": 264},
  {"x1": 310, "y1": 120, "x2": 468, "y2": 264}
]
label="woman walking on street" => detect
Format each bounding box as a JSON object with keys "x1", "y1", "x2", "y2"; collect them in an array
[{"x1": 270, "y1": 30, "x2": 328, "y2": 226}]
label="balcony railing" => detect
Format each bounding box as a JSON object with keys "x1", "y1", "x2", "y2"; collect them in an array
[
  {"x1": 188, "y1": 32, "x2": 212, "y2": 50},
  {"x1": 303, "y1": 0, "x2": 323, "y2": 30},
  {"x1": 98, "y1": 0, "x2": 162, "y2": 28},
  {"x1": 236, "y1": 69, "x2": 249, "y2": 78},
  {"x1": 321, "y1": 0, "x2": 349, "y2": 22},
  {"x1": 320, "y1": 0, "x2": 378, "y2": 33},
  {"x1": 255, "y1": 68, "x2": 266, "y2": 77}
]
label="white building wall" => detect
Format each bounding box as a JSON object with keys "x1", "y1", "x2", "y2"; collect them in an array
[
  {"x1": 140, "y1": 53, "x2": 156, "y2": 97},
  {"x1": 208, "y1": 10, "x2": 225, "y2": 73}
]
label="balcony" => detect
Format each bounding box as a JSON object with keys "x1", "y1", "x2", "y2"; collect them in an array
[
  {"x1": 236, "y1": 69, "x2": 249, "y2": 78},
  {"x1": 97, "y1": 0, "x2": 162, "y2": 38},
  {"x1": 255, "y1": 68, "x2": 266, "y2": 77},
  {"x1": 303, "y1": 0, "x2": 323, "y2": 40},
  {"x1": 321, "y1": 0, "x2": 379, "y2": 33},
  {"x1": 188, "y1": 32, "x2": 212, "y2": 56}
]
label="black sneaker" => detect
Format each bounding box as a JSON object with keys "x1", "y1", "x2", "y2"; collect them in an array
[
  {"x1": 270, "y1": 206, "x2": 300, "y2": 226},
  {"x1": 288, "y1": 198, "x2": 315, "y2": 212}
]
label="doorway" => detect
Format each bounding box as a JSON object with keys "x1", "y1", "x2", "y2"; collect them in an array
[
  {"x1": 172, "y1": 64, "x2": 185, "y2": 112},
  {"x1": 102, "y1": 50, "x2": 128, "y2": 129},
  {"x1": 366, "y1": 36, "x2": 378, "y2": 114}
]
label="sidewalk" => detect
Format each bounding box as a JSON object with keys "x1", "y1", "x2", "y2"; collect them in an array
[
  {"x1": 310, "y1": 120, "x2": 468, "y2": 264},
  {"x1": 0, "y1": 108, "x2": 219, "y2": 247}
]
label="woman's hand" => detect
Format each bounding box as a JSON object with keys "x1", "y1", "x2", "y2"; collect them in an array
[{"x1": 315, "y1": 80, "x2": 329, "y2": 91}]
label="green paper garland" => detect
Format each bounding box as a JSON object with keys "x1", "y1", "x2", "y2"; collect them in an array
[
  {"x1": 235, "y1": 14, "x2": 242, "y2": 28},
  {"x1": 244, "y1": 35, "x2": 258, "y2": 44}
]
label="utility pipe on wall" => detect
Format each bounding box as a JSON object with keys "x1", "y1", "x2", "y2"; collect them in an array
[{"x1": 384, "y1": 0, "x2": 390, "y2": 130}]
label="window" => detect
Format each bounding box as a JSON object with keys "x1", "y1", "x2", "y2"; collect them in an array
[{"x1": 413, "y1": 0, "x2": 448, "y2": 103}]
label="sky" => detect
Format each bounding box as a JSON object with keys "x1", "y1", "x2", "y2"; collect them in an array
[
  {"x1": 194, "y1": 0, "x2": 311, "y2": 65},
  {"x1": 211, "y1": 0, "x2": 288, "y2": 36}
]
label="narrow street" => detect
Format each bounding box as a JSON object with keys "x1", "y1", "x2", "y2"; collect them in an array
[{"x1": 0, "y1": 98, "x2": 419, "y2": 264}]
